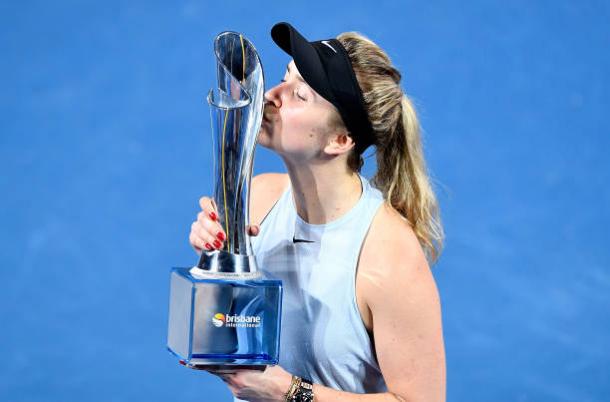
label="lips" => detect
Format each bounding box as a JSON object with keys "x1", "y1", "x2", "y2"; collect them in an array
[{"x1": 263, "y1": 102, "x2": 277, "y2": 123}]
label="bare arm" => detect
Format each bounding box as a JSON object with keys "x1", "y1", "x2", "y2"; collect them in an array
[{"x1": 359, "y1": 206, "x2": 447, "y2": 402}]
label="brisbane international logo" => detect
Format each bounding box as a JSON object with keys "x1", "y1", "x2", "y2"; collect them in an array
[
  {"x1": 212, "y1": 313, "x2": 225, "y2": 327},
  {"x1": 212, "y1": 312, "x2": 261, "y2": 328}
]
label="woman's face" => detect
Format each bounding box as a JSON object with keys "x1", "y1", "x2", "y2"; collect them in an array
[{"x1": 258, "y1": 60, "x2": 341, "y2": 161}]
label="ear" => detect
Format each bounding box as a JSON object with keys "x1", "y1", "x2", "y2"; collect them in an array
[{"x1": 323, "y1": 130, "x2": 356, "y2": 156}]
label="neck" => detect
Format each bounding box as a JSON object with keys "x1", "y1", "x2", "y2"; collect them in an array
[{"x1": 282, "y1": 158, "x2": 363, "y2": 224}]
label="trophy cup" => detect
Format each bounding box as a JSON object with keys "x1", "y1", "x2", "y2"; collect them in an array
[{"x1": 167, "y1": 32, "x2": 282, "y2": 366}]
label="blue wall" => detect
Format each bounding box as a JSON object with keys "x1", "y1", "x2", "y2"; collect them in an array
[{"x1": 1, "y1": 1, "x2": 608, "y2": 401}]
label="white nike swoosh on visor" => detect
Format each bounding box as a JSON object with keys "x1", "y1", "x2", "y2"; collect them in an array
[{"x1": 321, "y1": 40, "x2": 337, "y2": 53}]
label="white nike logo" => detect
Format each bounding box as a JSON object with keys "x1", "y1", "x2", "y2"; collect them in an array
[{"x1": 321, "y1": 40, "x2": 337, "y2": 53}]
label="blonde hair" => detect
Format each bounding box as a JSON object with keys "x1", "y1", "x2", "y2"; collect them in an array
[{"x1": 337, "y1": 32, "x2": 444, "y2": 263}]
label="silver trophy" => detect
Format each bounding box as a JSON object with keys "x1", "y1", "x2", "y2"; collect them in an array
[{"x1": 167, "y1": 32, "x2": 282, "y2": 366}]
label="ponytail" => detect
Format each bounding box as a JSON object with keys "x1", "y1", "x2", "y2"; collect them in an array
[
  {"x1": 338, "y1": 32, "x2": 444, "y2": 263},
  {"x1": 372, "y1": 95, "x2": 443, "y2": 263}
]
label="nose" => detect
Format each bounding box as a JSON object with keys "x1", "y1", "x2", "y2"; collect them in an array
[{"x1": 264, "y1": 83, "x2": 283, "y2": 109}]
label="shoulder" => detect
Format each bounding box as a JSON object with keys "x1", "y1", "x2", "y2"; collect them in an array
[
  {"x1": 249, "y1": 173, "x2": 290, "y2": 224},
  {"x1": 368, "y1": 202, "x2": 427, "y2": 267},
  {"x1": 251, "y1": 173, "x2": 289, "y2": 194},
  {"x1": 360, "y1": 202, "x2": 439, "y2": 310}
]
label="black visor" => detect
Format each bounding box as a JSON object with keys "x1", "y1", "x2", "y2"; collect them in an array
[{"x1": 271, "y1": 22, "x2": 375, "y2": 154}]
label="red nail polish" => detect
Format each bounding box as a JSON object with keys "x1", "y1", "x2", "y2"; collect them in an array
[
  {"x1": 205, "y1": 243, "x2": 212, "y2": 250},
  {"x1": 209, "y1": 211, "x2": 217, "y2": 221},
  {"x1": 217, "y1": 232, "x2": 225, "y2": 241},
  {"x1": 179, "y1": 360, "x2": 186, "y2": 365},
  {"x1": 213, "y1": 239, "x2": 222, "y2": 249}
]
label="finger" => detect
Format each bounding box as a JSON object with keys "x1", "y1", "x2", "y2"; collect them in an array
[
  {"x1": 199, "y1": 196, "x2": 219, "y2": 221},
  {"x1": 190, "y1": 222, "x2": 213, "y2": 251},
  {"x1": 189, "y1": 230, "x2": 204, "y2": 252},
  {"x1": 247, "y1": 224, "x2": 260, "y2": 237},
  {"x1": 192, "y1": 218, "x2": 225, "y2": 251},
  {"x1": 192, "y1": 244, "x2": 202, "y2": 255},
  {"x1": 189, "y1": 230, "x2": 203, "y2": 254},
  {"x1": 198, "y1": 211, "x2": 226, "y2": 246}
]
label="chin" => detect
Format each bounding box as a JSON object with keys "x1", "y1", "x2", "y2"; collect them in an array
[
  {"x1": 257, "y1": 141, "x2": 273, "y2": 150},
  {"x1": 256, "y1": 132, "x2": 273, "y2": 149}
]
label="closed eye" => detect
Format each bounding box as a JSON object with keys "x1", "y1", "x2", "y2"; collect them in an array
[
  {"x1": 280, "y1": 77, "x2": 307, "y2": 101},
  {"x1": 296, "y1": 84, "x2": 309, "y2": 101}
]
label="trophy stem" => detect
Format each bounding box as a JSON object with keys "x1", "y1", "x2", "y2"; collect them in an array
[{"x1": 220, "y1": 107, "x2": 231, "y2": 251}]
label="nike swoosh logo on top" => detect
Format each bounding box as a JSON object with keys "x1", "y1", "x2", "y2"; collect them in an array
[{"x1": 321, "y1": 40, "x2": 337, "y2": 53}]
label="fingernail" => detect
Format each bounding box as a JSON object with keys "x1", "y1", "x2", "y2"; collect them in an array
[
  {"x1": 213, "y1": 239, "x2": 222, "y2": 249},
  {"x1": 217, "y1": 232, "x2": 225, "y2": 241},
  {"x1": 209, "y1": 211, "x2": 217, "y2": 221},
  {"x1": 179, "y1": 360, "x2": 186, "y2": 365},
  {"x1": 205, "y1": 242, "x2": 213, "y2": 250}
]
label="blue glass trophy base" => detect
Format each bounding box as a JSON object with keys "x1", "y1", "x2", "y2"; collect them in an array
[{"x1": 167, "y1": 267, "x2": 282, "y2": 366}]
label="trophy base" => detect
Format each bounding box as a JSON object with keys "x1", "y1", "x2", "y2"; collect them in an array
[{"x1": 167, "y1": 267, "x2": 282, "y2": 367}]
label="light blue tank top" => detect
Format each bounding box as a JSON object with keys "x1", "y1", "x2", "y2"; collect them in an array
[{"x1": 235, "y1": 174, "x2": 387, "y2": 400}]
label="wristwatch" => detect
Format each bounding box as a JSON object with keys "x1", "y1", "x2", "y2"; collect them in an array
[
  {"x1": 285, "y1": 376, "x2": 315, "y2": 402},
  {"x1": 292, "y1": 377, "x2": 314, "y2": 402}
]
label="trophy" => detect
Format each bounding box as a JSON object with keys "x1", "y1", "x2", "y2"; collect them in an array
[{"x1": 167, "y1": 32, "x2": 282, "y2": 366}]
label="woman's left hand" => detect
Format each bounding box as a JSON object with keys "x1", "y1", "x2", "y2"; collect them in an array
[{"x1": 180, "y1": 361, "x2": 292, "y2": 402}]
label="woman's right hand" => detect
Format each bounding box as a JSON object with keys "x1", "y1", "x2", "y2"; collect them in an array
[{"x1": 189, "y1": 196, "x2": 260, "y2": 255}]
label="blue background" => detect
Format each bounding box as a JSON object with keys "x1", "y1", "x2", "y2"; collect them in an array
[{"x1": 1, "y1": 1, "x2": 609, "y2": 401}]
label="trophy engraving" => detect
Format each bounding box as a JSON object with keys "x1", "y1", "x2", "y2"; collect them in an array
[{"x1": 167, "y1": 32, "x2": 282, "y2": 366}]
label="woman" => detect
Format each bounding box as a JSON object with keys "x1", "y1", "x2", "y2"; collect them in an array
[{"x1": 187, "y1": 22, "x2": 446, "y2": 402}]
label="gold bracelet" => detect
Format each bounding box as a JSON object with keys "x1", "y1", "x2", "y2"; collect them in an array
[
  {"x1": 284, "y1": 376, "x2": 300, "y2": 401},
  {"x1": 284, "y1": 375, "x2": 302, "y2": 401}
]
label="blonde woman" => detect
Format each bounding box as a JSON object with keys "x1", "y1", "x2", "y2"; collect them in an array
[{"x1": 187, "y1": 22, "x2": 446, "y2": 402}]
